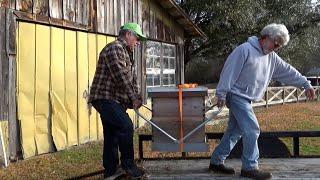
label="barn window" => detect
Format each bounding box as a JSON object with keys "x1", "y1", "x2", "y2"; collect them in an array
[{"x1": 145, "y1": 41, "x2": 176, "y2": 89}]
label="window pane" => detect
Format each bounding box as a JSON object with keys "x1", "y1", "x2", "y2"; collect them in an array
[
  {"x1": 163, "y1": 74, "x2": 169, "y2": 85},
  {"x1": 169, "y1": 74, "x2": 175, "y2": 85},
  {"x1": 163, "y1": 58, "x2": 169, "y2": 69},
  {"x1": 154, "y1": 57, "x2": 160, "y2": 68},
  {"x1": 169, "y1": 58, "x2": 175, "y2": 69},
  {"x1": 146, "y1": 57, "x2": 153, "y2": 68},
  {"x1": 154, "y1": 74, "x2": 160, "y2": 86},
  {"x1": 146, "y1": 74, "x2": 153, "y2": 86}
]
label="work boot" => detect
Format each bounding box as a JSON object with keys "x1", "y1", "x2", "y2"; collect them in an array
[
  {"x1": 123, "y1": 164, "x2": 145, "y2": 178},
  {"x1": 240, "y1": 169, "x2": 272, "y2": 180},
  {"x1": 209, "y1": 163, "x2": 235, "y2": 174}
]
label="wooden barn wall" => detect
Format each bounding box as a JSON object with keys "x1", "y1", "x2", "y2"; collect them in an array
[
  {"x1": 0, "y1": 0, "x2": 186, "y2": 44},
  {"x1": 0, "y1": 7, "x2": 9, "y2": 122}
]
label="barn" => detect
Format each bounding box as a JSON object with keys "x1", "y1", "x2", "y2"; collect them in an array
[{"x1": 0, "y1": 0, "x2": 205, "y2": 160}]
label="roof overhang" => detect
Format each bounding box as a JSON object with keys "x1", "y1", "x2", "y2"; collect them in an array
[{"x1": 155, "y1": 0, "x2": 207, "y2": 39}]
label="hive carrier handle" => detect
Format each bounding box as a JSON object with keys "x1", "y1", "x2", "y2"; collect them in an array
[{"x1": 134, "y1": 104, "x2": 224, "y2": 144}]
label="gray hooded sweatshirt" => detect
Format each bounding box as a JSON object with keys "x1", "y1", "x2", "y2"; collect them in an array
[{"x1": 216, "y1": 36, "x2": 312, "y2": 101}]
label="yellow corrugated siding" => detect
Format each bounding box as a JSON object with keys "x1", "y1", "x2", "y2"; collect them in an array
[
  {"x1": 88, "y1": 33, "x2": 98, "y2": 141},
  {"x1": 96, "y1": 34, "x2": 107, "y2": 140},
  {"x1": 35, "y1": 24, "x2": 54, "y2": 154},
  {"x1": 18, "y1": 22, "x2": 36, "y2": 158},
  {"x1": 17, "y1": 22, "x2": 136, "y2": 158},
  {"x1": 50, "y1": 27, "x2": 68, "y2": 151},
  {"x1": 77, "y1": 31, "x2": 90, "y2": 144},
  {"x1": 65, "y1": 30, "x2": 78, "y2": 146}
]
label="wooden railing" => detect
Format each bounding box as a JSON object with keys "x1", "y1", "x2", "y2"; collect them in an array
[{"x1": 208, "y1": 86, "x2": 320, "y2": 108}]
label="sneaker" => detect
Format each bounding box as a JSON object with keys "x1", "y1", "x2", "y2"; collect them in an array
[
  {"x1": 104, "y1": 168, "x2": 125, "y2": 180},
  {"x1": 123, "y1": 164, "x2": 145, "y2": 178},
  {"x1": 240, "y1": 169, "x2": 272, "y2": 180},
  {"x1": 209, "y1": 163, "x2": 235, "y2": 174}
]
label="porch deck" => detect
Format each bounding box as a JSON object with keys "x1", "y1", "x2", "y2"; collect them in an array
[{"x1": 142, "y1": 158, "x2": 320, "y2": 179}]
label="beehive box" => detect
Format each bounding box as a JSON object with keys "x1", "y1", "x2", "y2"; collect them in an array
[{"x1": 148, "y1": 86, "x2": 208, "y2": 152}]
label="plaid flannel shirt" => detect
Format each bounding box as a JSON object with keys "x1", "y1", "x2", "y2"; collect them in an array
[{"x1": 88, "y1": 38, "x2": 140, "y2": 109}]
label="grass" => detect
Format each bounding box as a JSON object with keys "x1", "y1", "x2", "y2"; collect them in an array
[{"x1": 0, "y1": 101, "x2": 319, "y2": 179}]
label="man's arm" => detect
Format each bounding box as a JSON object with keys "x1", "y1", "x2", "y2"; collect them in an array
[{"x1": 272, "y1": 54, "x2": 315, "y2": 100}]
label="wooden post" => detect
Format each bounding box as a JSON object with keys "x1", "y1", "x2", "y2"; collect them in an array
[
  {"x1": 296, "y1": 88, "x2": 299, "y2": 102},
  {"x1": 6, "y1": 9, "x2": 19, "y2": 161},
  {"x1": 293, "y1": 137, "x2": 299, "y2": 157},
  {"x1": 265, "y1": 89, "x2": 268, "y2": 108},
  {"x1": 282, "y1": 87, "x2": 285, "y2": 105}
]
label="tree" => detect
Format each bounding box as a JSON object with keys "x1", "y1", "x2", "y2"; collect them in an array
[{"x1": 178, "y1": 0, "x2": 320, "y2": 83}]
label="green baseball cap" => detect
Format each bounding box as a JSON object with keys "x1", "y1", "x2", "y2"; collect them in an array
[{"x1": 121, "y1": 23, "x2": 147, "y2": 41}]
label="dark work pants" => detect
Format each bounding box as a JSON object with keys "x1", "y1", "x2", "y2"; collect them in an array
[{"x1": 91, "y1": 99, "x2": 134, "y2": 174}]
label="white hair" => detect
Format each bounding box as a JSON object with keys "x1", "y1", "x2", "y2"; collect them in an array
[{"x1": 260, "y1": 23, "x2": 290, "y2": 46}]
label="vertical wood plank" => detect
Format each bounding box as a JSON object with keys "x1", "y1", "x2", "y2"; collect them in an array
[
  {"x1": 34, "y1": 0, "x2": 49, "y2": 16},
  {"x1": 49, "y1": 0, "x2": 62, "y2": 19},
  {"x1": 6, "y1": 9, "x2": 19, "y2": 160},
  {"x1": 16, "y1": 0, "x2": 33, "y2": 12},
  {"x1": 96, "y1": 0, "x2": 104, "y2": 33},
  {"x1": 107, "y1": 0, "x2": 115, "y2": 35},
  {"x1": 113, "y1": 0, "x2": 118, "y2": 32},
  {"x1": 75, "y1": 0, "x2": 88, "y2": 25},
  {"x1": 0, "y1": 8, "x2": 5, "y2": 121},
  {"x1": 132, "y1": 0, "x2": 137, "y2": 23},
  {"x1": 149, "y1": 0, "x2": 155, "y2": 39},
  {"x1": 63, "y1": 0, "x2": 75, "y2": 22},
  {"x1": 118, "y1": 0, "x2": 124, "y2": 26},
  {"x1": 10, "y1": 0, "x2": 15, "y2": 9},
  {"x1": 141, "y1": 0, "x2": 149, "y2": 38},
  {"x1": 124, "y1": 0, "x2": 132, "y2": 23},
  {"x1": 88, "y1": 0, "x2": 97, "y2": 32}
]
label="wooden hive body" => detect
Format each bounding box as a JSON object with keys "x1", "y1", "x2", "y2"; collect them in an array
[{"x1": 148, "y1": 87, "x2": 208, "y2": 152}]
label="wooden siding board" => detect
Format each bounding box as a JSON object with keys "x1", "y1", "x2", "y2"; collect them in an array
[
  {"x1": 49, "y1": 0, "x2": 62, "y2": 19},
  {"x1": 16, "y1": 0, "x2": 33, "y2": 13},
  {"x1": 118, "y1": 0, "x2": 124, "y2": 26},
  {"x1": 96, "y1": 0, "x2": 104, "y2": 33},
  {"x1": 132, "y1": 0, "x2": 137, "y2": 23},
  {"x1": 88, "y1": 0, "x2": 97, "y2": 32},
  {"x1": 63, "y1": 0, "x2": 75, "y2": 22},
  {"x1": 141, "y1": 0, "x2": 149, "y2": 37},
  {"x1": 125, "y1": 0, "x2": 132, "y2": 23},
  {"x1": 0, "y1": 8, "x2": 5, "y2": 120},
  {"x1": 75, "y1": 0, "x2": 88, "y2": 25},
  {"x1": 6, "y1": 9, "x2": 19, "y2": 159},
  {"x1": 34, "y1": 0, "x2": 49, "y2": 17}
]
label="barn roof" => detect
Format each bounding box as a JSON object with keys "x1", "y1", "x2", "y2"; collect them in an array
[{"x1": 155, "y1": 0, "x2": 207, "y2": 38}]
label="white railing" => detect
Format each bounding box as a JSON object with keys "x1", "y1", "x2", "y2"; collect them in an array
[{"x1": 208, "y1": 86, "x2": 320, "y2": 108}]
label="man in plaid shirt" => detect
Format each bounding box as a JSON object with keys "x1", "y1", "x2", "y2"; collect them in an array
[{"x1": 89, "y1": 23, "x2": 146, "y2": 179}]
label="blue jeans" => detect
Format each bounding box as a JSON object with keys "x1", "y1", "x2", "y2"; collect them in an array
[
  {"x1": 91, "y1": 99, "x2": 134, "y2": 174},
  {"x1": 210, "y1": 93, "x2": 260, "y2": 170}
]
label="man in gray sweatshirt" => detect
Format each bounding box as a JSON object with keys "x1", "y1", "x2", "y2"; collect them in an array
[{"x1": 209, "y1": 23, "x2": 315, "y2": 179}]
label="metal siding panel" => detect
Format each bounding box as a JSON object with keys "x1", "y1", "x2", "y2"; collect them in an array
[
  {"x1": 34, "y1": 24, "x2": 54, "y2": 154},
  {"x1": 50, "y1": 26, "x2": 68, "y2": 151},
  {"x1": 77, "y1": 31, "x2": 89, "y2": 144},
  {"x1": 17, "y1": 22, "x2": 36, "y2": 158},
  {"x1": 88, "y1": 33, "x2": 98, "y2": 141},
  {"x1": 64, "y1": 29, "x2": 78, "y2": 146}
]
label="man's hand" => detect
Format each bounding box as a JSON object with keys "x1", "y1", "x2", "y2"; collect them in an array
[
  {"x1": 217, "y1": 99, "x2": 226, "y2": 108},
  {"x1": 133, "y1": 99, "x2": 142, "y2": 110},
  {"x1": 305, "y1": 88, "x2": 315, "y2": 100}
]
